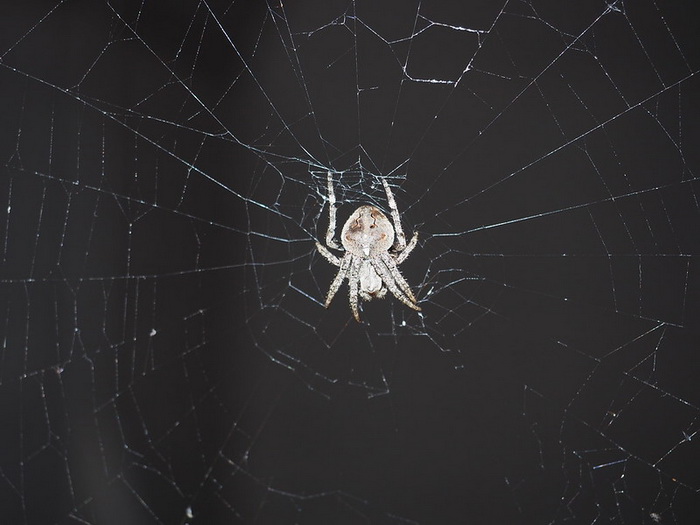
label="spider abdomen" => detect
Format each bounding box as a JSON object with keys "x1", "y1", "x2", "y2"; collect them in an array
[{"x1": 341, "y1": 205, "x2": 395, "y2": 256}]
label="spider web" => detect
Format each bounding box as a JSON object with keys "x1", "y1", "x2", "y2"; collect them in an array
[{"x1": 1, "y1": 0, "x2": 700, "y2": 523}]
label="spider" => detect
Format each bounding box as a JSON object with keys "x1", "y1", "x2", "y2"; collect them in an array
[{"x1": 315, "y1": 172, "x2": 421, "y2": 322}]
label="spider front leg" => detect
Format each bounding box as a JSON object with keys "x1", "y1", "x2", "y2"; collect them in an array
[
  {"x1": 348, "y1": 257, "x2": 362, "y2": 322},
  {"x1": 379, "y1": 253, "x2": 419, "y2": 305},
  {"x1": 324, "y1": 254, "x2": 351, "y2": 307},
  {"x1": 372, "y1": 257, "x2": 421, "y2": 312}
]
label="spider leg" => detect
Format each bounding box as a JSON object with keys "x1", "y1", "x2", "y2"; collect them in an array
[
  {"x1": 316, "y1": 242, "x2": 341, "y2": 267},
  {"x1": 348, "y1": 257, "x2": 362, "y2": 322},
  {"x1": 381, "y1": 178, "x2": 407, "y2": 251},
  {"x1": 379, "y1": 253, "x2": 418, "y2": 303},
  {"x1": 325, "y1": 254, "x2": 351, "y2": 307},
  {"x1": 395, "y1": 232, "x2": 418, "y2": 265},
  {"x1": 325, "y1": 171, "x2": 341, "y2": 250},
  {"x1": 373, "y1": 256, "x2": 421, "y2": 312}
]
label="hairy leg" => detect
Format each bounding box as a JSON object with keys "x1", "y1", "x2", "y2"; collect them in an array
[
  {"x1": 380, "y1": 253, "x2": 418, "y2": 303},
  {"x1": 348, "y1": 257, "x2": 362, "y2": 322},
  {"x1": 395, "y1": 232, "x2": 418, "y2": 264},
  {"x1": 325, "y1": 255, "x2": 351, "y2": 306},
  {"x1": 325, "y1": 172, "x2": 341, "y2": 250},
  {"x1": 316, "y1": 241, "x2": 341, "y2": 266},
  {"x1": 372, "y1": 258, "x2": 420, "y2": 311},
  {"x1": 381, "y1": 178, "x2": 407, "y2": 251}
]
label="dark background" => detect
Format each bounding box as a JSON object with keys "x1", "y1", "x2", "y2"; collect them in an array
[{"x1": 1, "y1": 0, "x2": 700, "y2": 523}]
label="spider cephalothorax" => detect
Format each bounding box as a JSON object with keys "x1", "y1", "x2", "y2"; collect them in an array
[{"x1": 315, "y1": 172, "x2": 421, "y2": 322}]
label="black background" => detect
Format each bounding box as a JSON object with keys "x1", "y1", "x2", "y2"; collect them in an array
[{"x1": 1, "y1": 0, "x2": 700, "y2": 524}]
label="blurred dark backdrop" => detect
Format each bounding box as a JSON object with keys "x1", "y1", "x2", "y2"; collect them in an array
[{"x1": 1, "y1": 1, "x2": 700, "y2": 524}]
